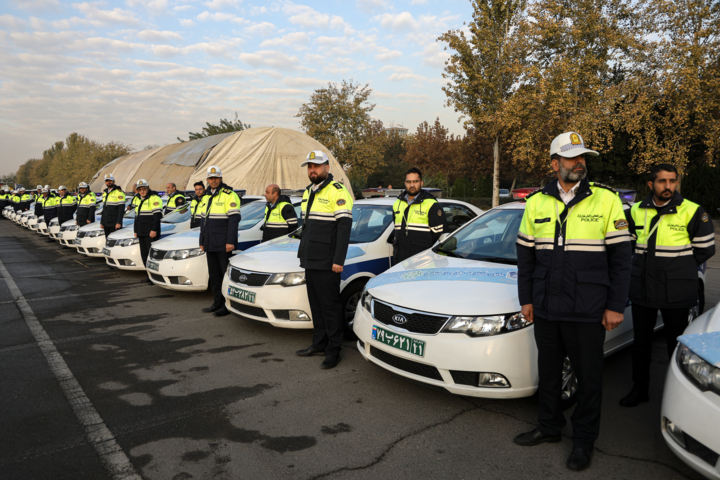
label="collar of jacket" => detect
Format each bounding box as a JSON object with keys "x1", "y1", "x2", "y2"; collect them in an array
[
  {"x1": 541, "y1": 177, "x2": 592, "y2": 207},
  {"x1": 397, "y1": 188, "x2": 434, "y2": 204},
  {"x1": 104, "y1": 185, "x2": 120, "y2": 193},
  {"x1": 306, "y1": 173, "x2": 335, "y2": 193},
  {"x1": 208, "y1": 182, "x2": 231, "y2": 197},
  {"x1": 138, "y1": 190, "x2": 158, "y2": 200},
  {"x1": 637, "y1": 191, "x2": 684, "y2": 214}
]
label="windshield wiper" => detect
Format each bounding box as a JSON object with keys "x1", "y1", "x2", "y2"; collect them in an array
[
  {"x1": 435, "y1": 247, "x2": 464, "y2": 258},
  {"x1": 472, "y1": 256, "x2": 517, "y2": 265}
]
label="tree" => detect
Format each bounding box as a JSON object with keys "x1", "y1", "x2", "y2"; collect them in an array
[
  {"x1": 296, "y1": 80, "x2": 385, "y2": 177},
  {"x1": 439, "y1": 0, "x2": 527, "y2": 207},
  {"x1": 178, "y1": 112, "x2": 250, "y2": 142},
  {"x1": 0, "y1": 172, "x2": 17, "y2": 185},
  {"x1": 403, "y1": 119, "x2": 461, "y2": 190}
]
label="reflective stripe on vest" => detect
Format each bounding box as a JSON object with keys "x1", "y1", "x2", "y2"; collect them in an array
[
  {"x1": 631, "y1": 200, "x2": 698, "y2": 258},
  {"x1": 264, "y1": 201, "x2": 295, "y2": 229},
  {"x1": 133, "y1": 195, "x2": 163, "y2": 216},
  {"x1": 301, "y1": 183, "x2": 353, "y2": 222},
  {"x1": 393, "y1": 197, "x2": 440, "y2": 234}
]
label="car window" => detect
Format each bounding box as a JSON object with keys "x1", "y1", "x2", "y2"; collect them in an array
[
  {"x1": 442, "y1": 203, "x2": 477, "y2": 233},
  {"x1": 293, "y1": 203, "x2": 304, "y2": 228},
  {"x1": 350, "y1": 205, "x2": 394, "y2": 244},
  {"x1": 436, "y1": 209, "x2": 524, "y2": 263},
  {"x1": 237, "y1": 201, "x2": 267, "y2": 231},
  {"x1": 163, "y1": 207, "x2": 192, "y2": 224}
]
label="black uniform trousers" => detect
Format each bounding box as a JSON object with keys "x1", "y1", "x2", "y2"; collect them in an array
[
  {"x1": 102, "y1": 224, "x2": 120, "y2": 237},
  {"x1": 534, "y1": 316, "x2": 606, "y2": 449},
  {"x1": 630, "y1": 304, "x2": 689, "y2": 390},
  {"x1": 207, "y1": 250, "x2": 232, "y2": 308},
  {"x1": 306, "y1": 269, "x2": 344, "y2": 357},
  {"x1": 138, "y1": 236, "x2": 156, "y2": 266}
]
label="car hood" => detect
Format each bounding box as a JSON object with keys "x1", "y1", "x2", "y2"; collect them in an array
[
  {"x1": 79, "y1": 218, "x2": 134, "y2": 232},
  {"x1": 151, "y1": 228, "x2": 201, "y2": 250},
  {"x1": 678, "y1": 304, "x2": 720, "y2": 367},
  {"x1": 365, "y1": 250, "x2": 520, "y2": 316},
  {"x1": 108, "y1": 227, "x2": 135, "y2": 240},
  {"x1": 62, "y1": 219, "x2": 76, "y2": 227}
]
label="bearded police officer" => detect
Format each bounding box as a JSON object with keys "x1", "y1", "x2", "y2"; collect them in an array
[
  {"x1": 100, "y1": 174, "x2": 126, "y2": 237},
  {"x1": 164, "y1": 183, "x2": 186, "y2": 215},
  {"x1": 295, "y1": 151, "x2": 354, "y2": 369},
  {"x1": 392, "y1": 167, "x2": 446, "y2": 264},
  {"x1": 199, "y1": 166, "x2": 241, "y2": 317},
  {"x1": 76, "y1": 182, "x2": 97, "y2": 226},
  {"x1": 132, "y1": 180, "x2": 163, "y2": 283},
  {"x1": 514, "y1": 132, "x2": 632, "y2": 471},
  {"x1": 619, "y1": 164, "x2": 716, "y2": 407},
  {"x1": 190, "y1": 182, "x2": 206, "y2": 229},
  {"x1": 261, "y1": 184, "x2": 298, "y2": 242}
]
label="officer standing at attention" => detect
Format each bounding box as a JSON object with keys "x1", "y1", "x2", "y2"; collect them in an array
[
  {"x1": 42, "y1": 187, "x2": 58, "y2": 242},
  {"x1": 56, "y1": 186, "x2": 77, "y2": 225},
  {"x1": 132, "y1": 179, "x2": 163, "y2": 283},
  {"x1": 514, "y1": 132, "x2": 632, "y2": 471},
  {"x1": 34, "y1": 185, "x2": 43, "y2": 204},
  {"x1": 190, "y1": 181, "x2": 207, "y2": 229},
  {"x1": 18, "y1": 187, "x2": 33, "y2": 212},
  {"x1": 164, "y1": 183, "x2": 186, "y2": 215},
  {"x1": 100, "y1": 174, "x2": 126, "y2": 237},
  {"x1": 295, "y1": 151, "x2": 354, "y2": 369},
  {"x1": 34, "y1": 185, "x2": 45, "y2": 219},
  {"x1": 199, "y1": 166, "x2": 241, "y2": 317},
  {"x1": 261, "y1": 184, "x2": 298, "y2": 242},
  {"x1": 620, "y1": 164, "x2": 716, "y2": 407},
  {"x1": 76, "y1": 182, "x2": 97, "y2": 226},
  {"x1": 0, "y1": 186, "x2": 10, "y2": 218},
  {"x1": 392, "y1": 167, "x2": 446, "y2": 264}
]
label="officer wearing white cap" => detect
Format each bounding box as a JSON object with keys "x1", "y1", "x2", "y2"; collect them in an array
[
  {"x1": 132, "y1": 179, "x2": 163, "y2": 282},
  {"x1": 295, "y1": 150, "x2": 354, "y2": 369},
  {"x1": 41, "y1": 186, "x2": 58, "y2": 241},
  {"x1": 34, "y1": 185, "x2": 43, "y2": 203},
  {"x1": 100, "y1": 173, "x2": 126, "y2": 237},
  {"x1": 33, "y1": 185, "x2": 45, "y2": 218},
  {"x1": 199, "y1": 165, "x2": 241, "y2": 316},
  {"x1": 17, "y1": 186, "x2": 32, "y2": 212},
  {"x1": 76, "y1": 182, "x2": 97, "y2": 225},
  {"x1": 56, "y1": 185, "x2": 77, "y2": 225},
  {"x1": 513, "y1": 131, "x2": 631, "y2": 471}
]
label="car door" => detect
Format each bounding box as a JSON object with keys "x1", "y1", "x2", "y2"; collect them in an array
[{"x1": 442, "y1": 203, "x2": 478, "y2": 233}]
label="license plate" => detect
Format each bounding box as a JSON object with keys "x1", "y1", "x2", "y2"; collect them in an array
[
  {"x1": 372, "y1": 325, "x2": 426, "y2": 357},
  {"x1": 147, "y1": 260, "x2": 159, "y2": 271},
  {"x1": 227, "y1": 285, "x2": 256, "y2": 304},
  {"x1": 101, "y1": 248, "x2": 110, "y2": 256}
]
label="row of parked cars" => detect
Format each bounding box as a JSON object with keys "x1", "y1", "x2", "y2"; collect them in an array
[{"x1": 3, "y1": 188, "x2": 719, "y2": 479}]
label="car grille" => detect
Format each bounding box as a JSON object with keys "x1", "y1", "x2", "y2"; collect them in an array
[
  {"x1": 372, "y1": 301, "x2": 450, "y2": 335},
  {"x1": 230, "y1": 301, "x2": 267, "y2": 318},
  {"x1": 106, "y1": 239, "x2": 117, "y2": 247},
  {"x1": 149, "y1": 248, "x2": 166, "y2": 261},
  {"x1": 370, "y1": 346, "x2": 442, "y2": 381},
  {"x1": 450, "y1": 370, "x2": 479, "y2": 386},
  {"x1": 149, "y1": 273, "x2": 164, "y2": 283},
  {"x1": 229, "y1": 268, "x2": 270, "y2": 287},
  {"x1": 77, "y1": 231, "x2": 87, "y2": 238}
]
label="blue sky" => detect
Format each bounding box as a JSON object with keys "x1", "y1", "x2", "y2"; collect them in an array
[{"x1": 0, "y1": 0, "x2": 473, "y2": 174}]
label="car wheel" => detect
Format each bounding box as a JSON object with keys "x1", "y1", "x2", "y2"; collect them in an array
[
  {"x1": 560, "y1": 357, "x2": 578, "y2": 410},
  {"x1": 341, "y1": 280, "x2": 366, "y2": 341}
]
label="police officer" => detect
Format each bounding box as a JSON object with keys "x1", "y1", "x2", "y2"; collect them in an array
[
  {"x1": 18, "y1": 187, "x2": 32, "y2": 212},
  {"x1": 261, "y1": 184, "x2": 298, "y2": 242},
  {"x1": 100, "y1": 174, "x2": 126, "y2": 237},
  {"x1": 56, "y1": 186, "x2": 77, "y2": 225},
  {"x1": 41, "y1": 187, "x2": 58, "y2": 242},
  {"x1": 514, "y1": 132, "x2": 632, "y2": 471},
  {"x1": 34, "y1": 185, "x2": 43, "y2": 204},
  {"x1": 126, "y1": 183, "x2": 138, "y2": 212},
  {"x1": 190, "y1": 181, "x2": 207, "y2": 229},
  {"x1": 295, "y1": 151, "x2": 354, "y2": 369},
  {"x1": 0, "y1": 186, "x2": 10, "y2": 218},
  {"x1": 76, "y1": 182, "x2": 97, "y2": 226},
  {"x1": 392, "y1": 167, "x2": 446, "y2": 264},
  {"x1": 164, "y1": 183, "x2": 186, "y2": 215},
  {"x1": 620, "y1": 164, "x2": 716, "y2": 407},
  {"x1": 33, "y1": 185, "x2": 45, "y2": 219},
  {"x1": 199, "y1": 166, "x2": 241, "y2": 317},
  {"x1": 132, "y1": 179, "x2": 163, "y2": 283}
]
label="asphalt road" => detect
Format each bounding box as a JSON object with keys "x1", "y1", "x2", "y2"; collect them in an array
[{"x1": 2, "y1": 220, "x2": 717, "y2": 480}]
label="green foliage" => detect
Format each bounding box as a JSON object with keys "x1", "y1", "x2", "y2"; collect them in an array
[
  {"x1": 178, "y1": 112, "x2": 250, "y2": 142},
  {"x1": 0, "y1": 172, "x2": 17, "y2": 185},
  {"x1": 475, "y1": 174, "x2": 494, "y2": 197},
  {"x1": 681, "y1": 165, "x2": 720, "y2": 218},
  {"x1": 451, "y1": 176, "x2": 475, "y2": 197}
]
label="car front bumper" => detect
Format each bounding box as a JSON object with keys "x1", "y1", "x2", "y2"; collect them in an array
[
  {"x1": 75, "y1": 236, "x2": 106, "y2": 256},
  {"x1": 353, "y1": 304, "x2": 538, "y2": 399},
  {"x1": 106, "y1": 244, "x2": 144, "y2": 270},
  {"x1": 147, "y1": 254, "x2": 208, "y2": 291}
]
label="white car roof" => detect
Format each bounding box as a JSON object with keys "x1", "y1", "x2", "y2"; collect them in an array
[{"x1": 355, "y1": 196, "x2": 484, "y2": 215}]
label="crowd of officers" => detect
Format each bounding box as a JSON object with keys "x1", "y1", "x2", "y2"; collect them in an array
[{"x1": 2, "y1": 138, "x2": 714, "y2": 470}]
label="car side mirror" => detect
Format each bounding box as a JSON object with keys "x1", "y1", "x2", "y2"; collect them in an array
[{"x1": 438, "y1": 233, "x2": 449, "y2": 244}]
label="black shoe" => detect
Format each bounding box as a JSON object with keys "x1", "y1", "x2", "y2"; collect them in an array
[
  {"x1": 213, "y1": 307, "x2": 230, "y2": 317},
  {"x1": 619, "y1": 387, "x2": 649, "y2": 407},
  {"x1": 320, "y1": 355, "x2": 341, "y2": 369},
  {"x1": 566, "y1": 446, "x2": 593, "y2": 471},
  {"x1": 513, "y1": 428, "x2": 562, "y2": 446},
  {"x1": 202, "y1": 305, "x2": 221, "y2": 313},
  {"x1": 295, "y1": 346, "x2": 325, "y2": 357}
]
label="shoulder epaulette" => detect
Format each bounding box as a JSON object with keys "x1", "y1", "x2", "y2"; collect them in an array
[
  {"x1": 524, "y1": 189, "x2": 543, "y2": 201},
  {"x1": 222, "y1": 188, "x2": 233, "y2": 195},
  {"x1": 332, "y1": 182, "x2": 343, "y2": 190},
  {"x1": 590, "y1": 182, "x2": 617, "y2": 194}
]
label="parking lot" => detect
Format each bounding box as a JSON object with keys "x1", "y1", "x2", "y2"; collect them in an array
[{"x1": 1, "y1": 222, "x2": 718, "y2": 480}]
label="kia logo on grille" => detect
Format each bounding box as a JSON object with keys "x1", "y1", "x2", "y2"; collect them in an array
[
  {"x1": 392, "y1": 314, "x2": 407, "y2": 325},
  {"x1": 239, "y1": 274, "x2": 248, "y2": 283}
]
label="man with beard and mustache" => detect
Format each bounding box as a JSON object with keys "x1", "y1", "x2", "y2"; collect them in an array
[
  {"x1": 295, "y1": 151, "x2": 354, "y2": 370},
  {"x1": 620, "y1": 164, "x2": 715, "y2": 407},
  {"x1": 514, "y1": 132, "x2": 632, "y2": 471}
]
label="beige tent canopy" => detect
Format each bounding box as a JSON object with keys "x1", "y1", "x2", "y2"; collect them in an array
[
  {"x1": 89, "y1": 147, "x2": 164, "y2": 191},
  {"x1": 187, "y1": 127, "x2": 351, "y2": 195}
]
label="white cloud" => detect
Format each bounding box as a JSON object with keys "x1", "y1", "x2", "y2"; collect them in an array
[
  {"x1": 137, "y1": 30, "x2": 183, "y2": 42},
  {"x1": 126, "y1": 0, "x2": 169, "y2": 16},
  {"x1": 196, "y1": 11, "x2": 249, "y2": 25},
  {"x1": 134, "y1": 60, "x2": 182, "y2": 70},
  {"x1": 208, "y1": 64, "x2": 252, "y2": 78},
  {"x1": 396, "y1": 93, "x2": 430, "y2": 100},
  {"x1": 8, "y1": 0, "x2": 63, "y2": 12},
  {"x1": 173, "y1": 5, "x2": 194, "y2": 11},
  {"x1": 388, "y1": 73, "x2": 426, "y2": 81},
  {"x1": 245, "y1": 21, "x2": 276, "y2": 37},
  {"x1": 72, "y1": 2, "x2": 143, "y2": 27},
  {"x1": 415, "y1": 42, "x2": 450, "y2": 68},
  {"x1": 260, "y1": 32, "x2": 310, "y2": 50},
  {"x1": 282, "y1": 2, "x2": 350, "y2": 32},
  {"x1": 410, "y1": 0, "x2": 427, "y2": 4},
  {"x1": 375, "y1": 47, "x2": 402, "y2": 61},
  {"x1": 0, "y1": 14, "x2": 27, "y2": 31},
  {"x1": 239, "y1": 50, "x2": 301, "y2": 70},
  {"x1": 204, "y1": 0, "x2": 242, "y2": 10},
  {"x1": 249, "y1": 6, "x2": 268, "y2": 15},
  {"x1": 356, "y1": 0, "x2": 387, "y2": 14},
  {"x1": 179, "y1": 18, "x2": 196, "y2": 27},
  {"x1": 282, "y1": 77, "x2": 323, "y2": 87},
  {"x1": 379, "y1": 65, "x2": 412, "y2": 73},
  {"x1": 373, "y1": 12, "x2": 417, "y2": 31}
]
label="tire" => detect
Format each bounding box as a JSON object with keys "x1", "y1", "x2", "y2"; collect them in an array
[
  {"x1": 560, "y1": 357, "x2": 578, "y2": 411},
  {"x1": 340, "y1": 280, "x2": 366, "y2": 341}
]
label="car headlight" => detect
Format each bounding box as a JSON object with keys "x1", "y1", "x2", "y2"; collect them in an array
[
  {"x1": 442, "y1": 312, "x2": 531, "y2": 337},
  {"x1": 167, "y1": 248, "x2": 204, "y2": 260},
  {"x1": 267, "y1": 272, "x2": 306, "y2": 286},
  {"x1": 66, "y1": 225, "x2": 78, "y2": 231},
  {"x1": 361, "y1": 290, "x2": 373, "y2": 311},
  {"x1": 118, "y1": 238, "x2": 139, "y2": 247},
  {"x1": 677, "y1": 344, "x2": 720, "y2": 395},
  {"x1": 86, "y1": 230, "x2": 104, "y2": 237}
]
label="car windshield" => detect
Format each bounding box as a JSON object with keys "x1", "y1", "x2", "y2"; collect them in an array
[
  {"x1": 434, "y1": 208, "x2": 524, "y2": 264},
  {"x1": 237, "y1": 201, "x2": 267, "y2": 231},
  {"x1": 162, "y1": 207, "x2": 192, "y2": 224},
  {"x1": 350, "y1": 204, "x2": 394, "y2": 244}
]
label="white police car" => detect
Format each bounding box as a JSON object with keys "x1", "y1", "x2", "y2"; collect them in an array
[
  {"x1": 221, "y1": 194, "x2": 482, "y2": 332},
  {"x1": 662, "y1": 303, "x2": 720, "y2": 479},
  {"x1": 20, "y1": 208, "x2": 35, "y2": 227},
  {"x1": 76, "y1": 211, "x2": 136, "y2": 256},
  {"x1": 353, "y1": 201, "x2": 706, "y2": 403},
  {"x1": 58, "y1": 203, "x2": 105, "y2": 247},
  {"x1": 146, "y1": 196, "x2": 284, "y2": 290}
]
